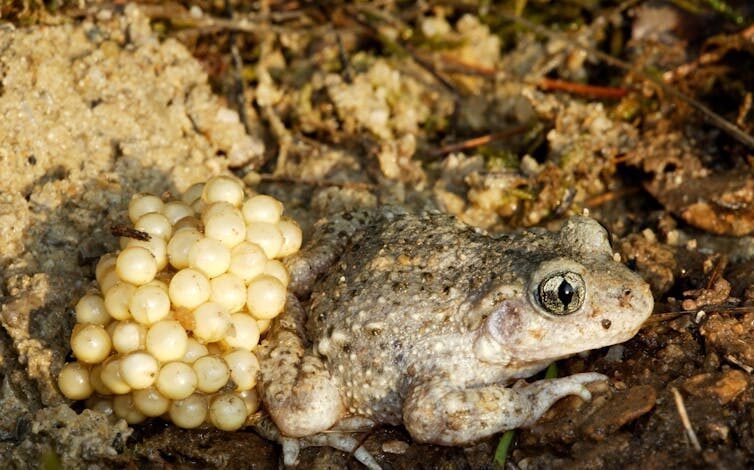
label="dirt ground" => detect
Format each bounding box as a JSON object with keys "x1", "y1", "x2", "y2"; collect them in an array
[{"x1": 1, "y1": 1, "x2": 754, "y2": 469}]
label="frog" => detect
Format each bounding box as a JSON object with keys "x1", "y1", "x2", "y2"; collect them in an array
[{"x1": 255, "y1": 206, "x2": 654, "y2": 468}]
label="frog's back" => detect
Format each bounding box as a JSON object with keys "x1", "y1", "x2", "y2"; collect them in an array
[{"x1": 306, "y1": 211, "x2": 497, "y2": 339}]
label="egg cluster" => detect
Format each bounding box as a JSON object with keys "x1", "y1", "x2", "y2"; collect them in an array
[{"x1": 57, "y1": 176, "x2": 302, "y2": 431}]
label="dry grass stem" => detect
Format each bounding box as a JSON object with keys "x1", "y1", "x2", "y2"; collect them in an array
[{"x1": 670, "y1": 387, "x2": 702, "y2": 452}]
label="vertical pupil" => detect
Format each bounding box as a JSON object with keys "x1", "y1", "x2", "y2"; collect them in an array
[{"x1": 558, "y1": 280, "x2": 574, "y2": 306}]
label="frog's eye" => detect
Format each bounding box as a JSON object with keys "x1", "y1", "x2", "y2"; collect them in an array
[{"x1": 537, "y1": 272, "x2": 585, "y2": 315}]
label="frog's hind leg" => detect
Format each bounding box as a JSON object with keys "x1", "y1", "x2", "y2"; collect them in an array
[
  {"x1": 257, "y1": 293, "x2": 345, "y2": 437},
  {"x1": 253, "y1": 405, "x2": 381, "y2": 469}
]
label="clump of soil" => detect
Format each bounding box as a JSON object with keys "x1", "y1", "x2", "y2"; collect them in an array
[{"x1": 0, "y1": 5, "x2": 264, "y2": 466}]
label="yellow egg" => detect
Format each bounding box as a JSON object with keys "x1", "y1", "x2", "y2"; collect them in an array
[
  {"x1": 277, "y1": 217, "x2": 303, "y2": 257},
  {"x1": 192, "y1": 302, "x2": 231, "y2": 343},
  {"x1": 263, "y1": 260, "x2": 290, "y2": 287},
  {"x1": 223, "y1": 349, "x2": 259, "y2": 391},
  {"x1": 209, "y1": 393, "x2": 247, "y2": 431},
  {"x1": 128, "y1": 193, "x2": 164, "y2": 224},
  {"x1": 95, "y1": 253, "x2": 117, "y2": 286},
  {"x1": 181, "y1": 183, "x2": 205, "y2": 205},
  {"x1": 113, "y1": 394, "x2": 146, "y2": 424},
  {"x1": 222, "y1": 313, "x2": 260, "y2": 350},
  {"x1": 89, "y1": 364, "x2": 112, "y2": 395},
  {"x1": 75, "y1": 293, "x2": 110, "y2": 326},
  {"x1": 119, "y1": 351, "x2": 160, "y2": 389},
  {"x1": 210, "y1": 273, "x2": 247, "y2": 313},
  {"x1": 204, "y1": 209, "x2": 246, "y2": 248},
  {"x1": 181, "y1": 338, "x2": 209, "y2": 364},
  {"x1": 58, "y1": 362, "x2": 93, "y2": 400},
  {"x1": 127, "y1": 237, "x2": 168, "y2": 271},
  {"x1": 237, "y1": 388, "x2": 260, "y2": 415},
  {"x1": 70, "y1": 323, "x2": 112, "y2": 364},
  {"x1": 245, "y1": 223, "x2": 284, "y2": 259},
  {"x1": 132, "y1": 387, "x2": 171, "y2": 417},
  {"x1": 201, "y1": 175, "x2": 245, "y2": 206},
  {"x1": 161, "y1": 201, "x2": 194, "y2": 225},
  {"x1": 169, "y1": 393, "x2": 208, "y2": 429},
  {"x1": 246, "y1": 275, "x2": 286, "y2": 320},
  {"x1": 146, "y1": 320, "x2": 189, "y2": 362},
  {"x1": 100, "y1": 357, "x2": 131, "y2": 395},
  {"x1": 193, "y1": 355, "x2": 230, "y2": 393},
  {"x1": 167, "y1": 228, "x2": 203, "y2": 270},
  {"x1": 129, "y1": 283, "x2": 171, "y2": 325},
  {"x1": 156, "y1": 362, "x2": 197, "y2": 400},
  {"x1": 169, "y1": 269, "x2": 211, "y2": 309},
  {"x1": 228, "y1": 242, "x2": 267, "y2": 283},
  {"x1": 111, "y1": 320, "x2": 147, "y2": 354},
  {"x1": 241, "y1": 195, "x2": 283, "y2": 224},
  {"x1": 116, "y1": 246, "x2": 157, "y2": 286},
  {"x1": 188, "y1": 237, "x2": 231, "y2": 278},
  {"x1": 135, "y1": 212, "x2": 172, "y2": 240}
]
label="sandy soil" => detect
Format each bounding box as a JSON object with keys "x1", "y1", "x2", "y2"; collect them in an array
[{"x1": 0, "y1": 6, "x2": 264, "y2": 466}]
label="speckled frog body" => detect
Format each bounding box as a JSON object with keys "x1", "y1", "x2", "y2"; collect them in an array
[{"x1": 256, "y1": 207, "x2": 653, "y2": 465}]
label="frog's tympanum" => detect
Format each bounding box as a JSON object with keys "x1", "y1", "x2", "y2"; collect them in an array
[{"x1": 256, "y1": 207, "x2": 653, "y2": 468}]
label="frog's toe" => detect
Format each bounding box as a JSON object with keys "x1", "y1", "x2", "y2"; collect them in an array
[
  {"x1": 282, "y1": 438, "x2": 301, "y2": 466},
  {"x1": 254, "y1": 410, "x2": 381, "y2": 468},
  {"x1": 521, "y1": 372, "x2": 607, "y2": 425},
  {"x1": 302, "y1": 432, "x2": 381, "y2": 470},
  {"x1": 568, "y1": 372, "x2": 608, "y2": 386}
]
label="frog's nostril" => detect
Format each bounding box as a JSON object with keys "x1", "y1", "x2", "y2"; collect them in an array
[{"x1": 601, "y1": 319, "x2": 612, "y2": 330}]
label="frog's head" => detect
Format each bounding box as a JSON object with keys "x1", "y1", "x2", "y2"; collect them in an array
[{"x1": 473, "y1": 217, "x2": 654, "y2": 366}]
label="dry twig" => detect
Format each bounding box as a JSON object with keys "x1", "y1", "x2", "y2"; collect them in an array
[
  {"x1": 642, "y1": 305, "x2": 754, "y2": 326},
  {"x1": 670, "y1": 387, "x2": 702, "y2": 452},
  {"x1": 536, "y1": 78, "x2": 628, "y2": 99},
  {"x1": 584, "y1": 186, "x2": 641, "y2": 207},
  {"x1": 110, "y1": 225, "x2": 150, "y2": 241},
  {"x1": 429, "y1": 126, "x2": 529, "y2": 157},
  {"x1": 224, "y1": 1, "x2": 253, "y2": 137}
]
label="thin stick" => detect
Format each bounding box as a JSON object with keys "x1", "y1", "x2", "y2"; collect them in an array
[
  {"x1": 225, "y1": 1, "x2": 253, "y2": 136},
  {"x1": 230, "y1": 41, "x2": 253, "y2": 133},
  {"x1": 537, "y1": 78, "x2": 628, "y2": 99},
  {"x1": 670, "y1": 387, "x2": 702, "y2": 452},
  {"x1": 429, "y1": 125, "x2": 529, "y2": 157},
  {"x1": 704, "y1": 255, "x2": 727, "y2": 290},
  {"x1": 642, "y1": 305, "x2": 754, "y2": 326},
  {"x1": 584, "y1": 187, "x2": 641, "y2": 207},
  {"x1": 435, "y1": 56, "x2": 629, "y2": 99},
  {"x1": 724, "y1": 354, "x2": 754, "y2": 374},
  {"x1": 438, "y1": 53, "x2": 496, "y2": 76},
  {"x1": 110, "y1": 225, "x2": 150, "y2": 241}
]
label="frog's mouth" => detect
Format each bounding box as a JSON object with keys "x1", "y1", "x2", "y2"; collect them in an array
[{"x1": 471, "y1": 283, "x2": 654, "y2": 365}]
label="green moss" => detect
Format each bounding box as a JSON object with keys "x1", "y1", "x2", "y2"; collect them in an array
[
  {"x1": 41, "y1": 449, "x2": 62, "y2": 470},
  {"x1": 483, "y1": 148, "x2": 521, "y2": 170}
]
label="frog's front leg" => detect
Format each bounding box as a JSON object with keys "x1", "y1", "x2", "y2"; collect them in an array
[
  {"x1": 257, "y1": 293, "x2": 345, "y2": 437},
  {"x1": 402, "y1": 373, "x2": 606, "y2": 445},
  {"x1": 284, "y1": 209, "x2": 376, "y2": 296}
]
